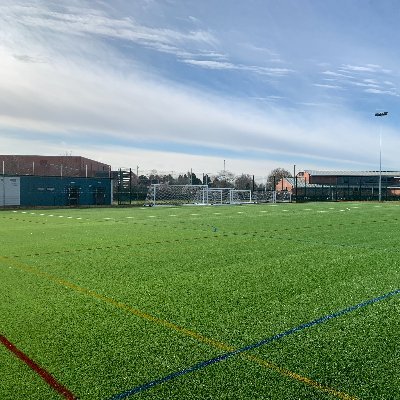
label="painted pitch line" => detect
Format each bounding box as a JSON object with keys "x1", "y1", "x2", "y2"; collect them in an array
[
  {"x1": 107, "y1": 288, "x2": 400, "y2": 400},
  {"x1": 0, "y1": 257, "x2": 354, "y2": 399},
  {"x1": 0, "y1": 256, "x2": 394, "y2": 400},
  {"x1": 0, "y1": 334, "x2": 77, "y2": 400},
  {"x1": 2, "y1": 256, "x2": 364, "y2": 400}
]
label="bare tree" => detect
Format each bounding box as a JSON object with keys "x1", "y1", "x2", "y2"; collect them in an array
[
  {"x1": 211, "y1": 170, "x2": 235, "y2": 188},
  {"x1": 266, "y1": 168, "x2": 291, "y2": 189},
  {"x1": 235, "y1": 174, "x2": 254, "y2": 190}
]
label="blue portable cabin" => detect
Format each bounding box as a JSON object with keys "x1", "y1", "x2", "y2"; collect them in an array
[{"x1": 7, "y1": 176, "x2": 112, "y2": 207}]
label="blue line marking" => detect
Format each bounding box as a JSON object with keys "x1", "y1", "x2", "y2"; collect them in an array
[{"x1": 107, "y1": 288, "x2": 400, "y2": 400}]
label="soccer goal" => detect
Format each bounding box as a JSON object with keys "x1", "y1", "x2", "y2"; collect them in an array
[
  {"x1": 206, "y1": 188, "x2": 252, "y2": 204},
  {"x1": 145, "y1": 184, "x2": 209, "y2": 206},
  {"x1": 145, "y1": 184, "x2": 252, "y2": 206},
  {"x1": 230, "y1": 189, "x2": 252, "y2": 204}
]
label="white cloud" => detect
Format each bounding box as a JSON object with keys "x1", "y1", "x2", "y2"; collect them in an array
[
  {"x1": 364, "y1": 79, "x2": 378, "y2": 84},
  {"x1": 322, "y1": 70, "x2": 354, "y2": 79},
  {"x1": 318, "y1": 63, "x2": 399, "y2": 98},
  {"x1": 340, "y1": 64, "x2": 392, "y2": 74},
  {"x1": 364, "y1": 88, "x2": 399, "y2": 96},
  {"x1": 182, "y1": 59, "x2": 293, "y2": 76},
  {"x1": 182, "y1": 59, "x2": 235, "y2": 70},
  {"x1": 313, "y1": 83, "x2": 344, "y2": 89},
  {"x1": 0, "y1": 2, "x2": 218, "y2": 60},
  {"x1": 351, "y1": 81, "x2": 380, "y2": 88}
]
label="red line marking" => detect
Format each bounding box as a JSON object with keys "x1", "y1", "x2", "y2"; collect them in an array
[{"x1": 0, "y1": 334, "x2": 77, "y2": 399}]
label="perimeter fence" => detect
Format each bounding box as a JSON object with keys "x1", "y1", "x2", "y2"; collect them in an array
[
  {"x1": 113, "y1": 184, "x2": 400, "y2": 206},
  {"x1": 293, "y1": 184, "x2": 400, "y2": 202}
]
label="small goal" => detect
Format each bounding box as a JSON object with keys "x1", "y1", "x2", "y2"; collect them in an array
[
  {"x1": 206, "y1": 188, "x2": 252, "y2": 205},
  {"x1": 145, "y1": 184, "x2": 252, "y2": 206}
]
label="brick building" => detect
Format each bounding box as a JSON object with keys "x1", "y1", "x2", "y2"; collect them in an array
[
  {"x1": 1, "y1": 155, "x2": 112, "y2": 207},
  {"x1": 276, "y1": 170, "x2": 400, "y2": 201}
]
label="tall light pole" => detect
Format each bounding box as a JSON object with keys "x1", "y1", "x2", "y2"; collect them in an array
[{"x1": 375, "y1": 111, "x2": 388, "y2": 202}]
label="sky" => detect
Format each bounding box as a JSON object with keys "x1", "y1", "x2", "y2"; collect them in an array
[{"x1": 1, "y1": 0, "x2": 400, "y2": 180}]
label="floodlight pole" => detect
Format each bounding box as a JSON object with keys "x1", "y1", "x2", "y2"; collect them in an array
[
  {"x1": 379, "y1": 126, "x2": 382, "y2": 202},
  {"x1": 375, "y1": 111, "x2": 388, "y2": 202}
]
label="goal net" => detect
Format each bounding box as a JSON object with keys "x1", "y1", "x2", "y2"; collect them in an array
[
  {"x1": 206, "y1": 188, "x2": 252, "y2": 204},
  {"x1": 145, "y1": 185, "x2": 252, "y2": 206},
  {"x1": 230, "y1": 189, "x2": 252, "y2": 204},
  {"x1": 145, "y1": 184, "x2": 208, "y2": 206}
]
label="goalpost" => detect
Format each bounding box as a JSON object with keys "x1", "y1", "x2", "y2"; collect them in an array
[
  {"x1": 145, "y1": 184, "x2": 208, "y2": 206},
  {"x1": 229, "y1": 189, "x2": 252, "y2": 204},
  {"x1": 207, "y1": 188, "x2": 252, "y2": 204},
  {"x1": 145, "y1": 184, "x2": 252, "y2": 206}
]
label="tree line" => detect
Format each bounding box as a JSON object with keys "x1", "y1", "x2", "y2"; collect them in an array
[{"x1": 117, "y1": 167, "x2": 291, "y2": 192}]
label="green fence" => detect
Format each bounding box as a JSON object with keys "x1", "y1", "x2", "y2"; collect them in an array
[{"x1": 293, "y1": 185, "x2": 399, "y2": 202}]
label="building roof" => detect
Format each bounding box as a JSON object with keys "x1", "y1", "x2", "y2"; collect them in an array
[{"x1": 305, "y1": 170, "x2": 400, "y2": 177}]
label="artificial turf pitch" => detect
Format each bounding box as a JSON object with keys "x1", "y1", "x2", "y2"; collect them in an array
[{"x1": 0, "y1": 202, "x2": 399, "y2": 399}]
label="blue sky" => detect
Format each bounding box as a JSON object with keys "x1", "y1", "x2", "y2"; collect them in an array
[{"x1": 1, "y1": 0, "x2": 399, "y2": 179}]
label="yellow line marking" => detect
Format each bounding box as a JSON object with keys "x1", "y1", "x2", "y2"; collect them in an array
[
  {"x1": 244, "y1": 354, "x2": 357, "y2": 400},
  {"x1": 0, "y1": 256, "x2": 358, "y2": 399}
]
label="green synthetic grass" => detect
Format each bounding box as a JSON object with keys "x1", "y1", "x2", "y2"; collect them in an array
[{"x1": 0, "y1": 202, "x2": 399, "y2": 400}]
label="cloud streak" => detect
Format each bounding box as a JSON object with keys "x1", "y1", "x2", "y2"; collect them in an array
[
  {"x1": 316, "y1": 62, "x2": 399, "y2": 98},
  {"x1": 182, "y1": 59, "x2": 293, "y2": 76}
]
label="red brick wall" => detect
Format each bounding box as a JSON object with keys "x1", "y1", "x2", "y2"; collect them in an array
[{"x1": 275, "y1": 178, "x2": 293, "y2": 191}]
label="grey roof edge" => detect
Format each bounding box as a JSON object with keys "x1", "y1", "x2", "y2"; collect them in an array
[{"x1": 305, "y1": 170, "x2": 400, "y2": 177}]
